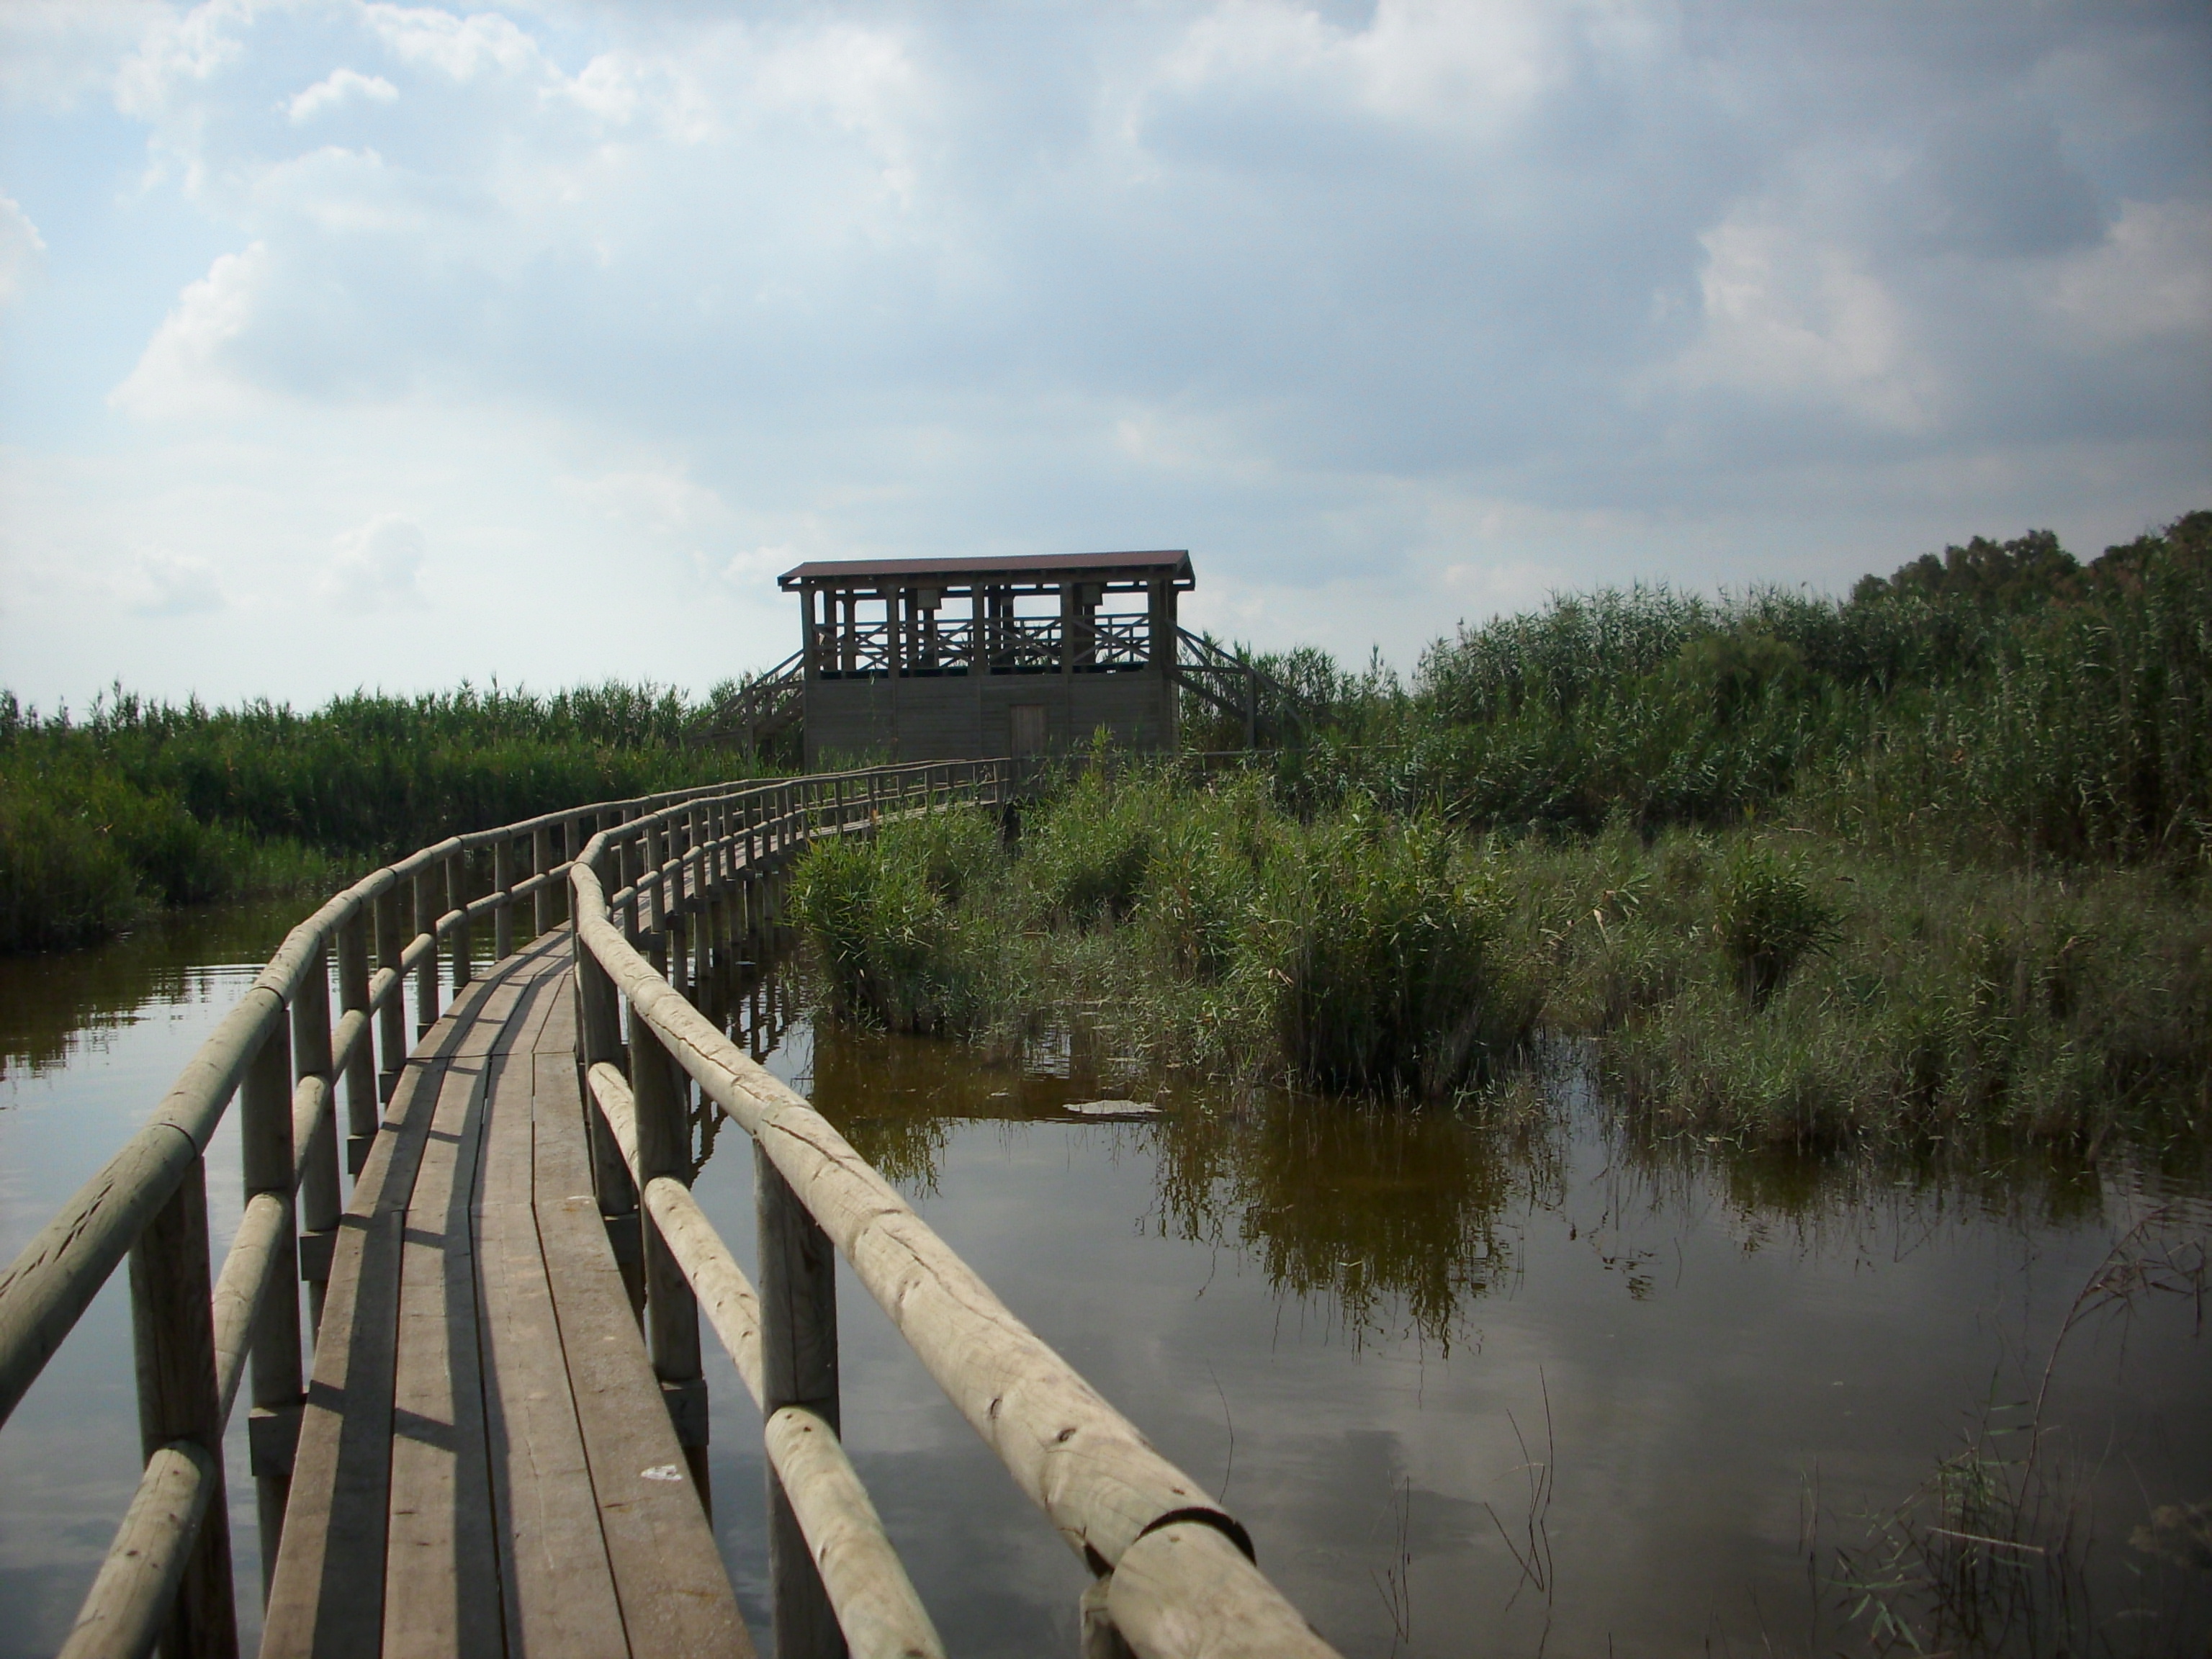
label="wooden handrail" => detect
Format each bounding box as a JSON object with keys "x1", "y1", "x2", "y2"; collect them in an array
[
  {"x1": 572, "y1": 760, "x2": 1338, "y2": 1659},
  {"x1": 0, "y1": 756, "x2": 1338, "y2": 1659}
]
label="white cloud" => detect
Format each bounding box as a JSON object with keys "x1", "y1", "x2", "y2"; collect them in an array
[
  {"x1": 562, "y1": 467, "x2": 732, "y2": 536},
  {"x1": 109, "y1": 242, "x2": 271, "y2": 420},
  {"x1": 361, "y1": 3, "x2": 544, "y2": 83},
  {"x1": 1658, "y1": 212, "x2": 1946, "y2": 434},
  {"x1": 0, "y1": 0, "x2": 161, "y2": 113},
  {"x1": 0, "y1": 197, "x2": 48, "y2": 310},
  {"x1": 323, "y1": 512, "x2": 427, "y2": 609},
  {"x1": 2040, "y1": 198, "x2": 2212, "y2": 347},
  {"x1": 114, "y1": 549, "x2": 223, "y2": 616},
  {"x1": 1160, "y1": 0, "x2": 1565, "y2": 134},
  {"x1": 114, "y1": 0, "x2": 251, "y2": 120},
  {"x1": 285, "y1": 67, "x2": 400, "y2": 124}
]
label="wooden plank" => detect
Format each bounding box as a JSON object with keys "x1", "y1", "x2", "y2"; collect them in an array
[
  {"x1": 380, "y1": 1009, "x2": 505, "y2": 1657},
  {"x1": 475, "y1": 965, "x2": 630, "y2": 1658},
  {"x1": 261, "y1": 959, "x2": 538, "y2": 1659},
  {"x1": 531, "y1": 1020, "x2": 754, "y2": 1659}
]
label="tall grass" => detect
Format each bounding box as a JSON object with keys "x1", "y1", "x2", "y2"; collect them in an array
[
  {"x1": 788, "y1": 772, "x2": 1538, "y2": 1102},
  {"x1": 1491, "y1": 824, "x2": 2211, "y2": 1148},
  {"x1": 1267, "y1": 510, "x2": 2212, "y2": 867},
  {"x1": 0, "y1": 680, "x2": 766, "y2": 953}
]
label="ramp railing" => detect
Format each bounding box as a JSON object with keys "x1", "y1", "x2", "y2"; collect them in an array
[{"x1": 0, "y1": 757, "x2": 1340, "y2": 1659}]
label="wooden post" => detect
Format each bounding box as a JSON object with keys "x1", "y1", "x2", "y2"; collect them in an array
[
  {"x1": 644, "y1": 817, "x2": 668, "y2": 979},
  {"x1": 619, "y1": 833, "x2": 642, "y2": 948},
  {"x1": 532, "y1": 824, "x2": 555, "y2": 938},
  {"x1": 447, "y1": 850, "x2": 471, "y2": 992},
  {"x1": 691, "y1": 837, "x2": 711, "y2": 995},
  {"x1": 757, "y1": 1142, "x2": 842, "y2": 1659},
  {"x1": 241, "y1": 1017, "x2": 302, "y2": 1594},
  {"x1": 576, "y1": 925, "x2": 643, "y2": 1316},
  {"x1": 631, "y1": 1015, "x2": 709, "y2": 1501},
  {"x1": 292, "y1": 948, "x2": 339, "y2": 1336},
  {"x1": 493, "y1": 837, "x2": 514, "y2": 961},
  {"x1": 339, "y1": 907, "x2": 378, "y2": 1177},
  {"x1": 374, "y1": 883, "x2": 404, "y2": 1112},
  {"x1": 128, "y1": 1155, "x2": 238, "y2": 1659},
  {"x1": 413, "y1": 868, "x2": 439, "y2": 1038}
]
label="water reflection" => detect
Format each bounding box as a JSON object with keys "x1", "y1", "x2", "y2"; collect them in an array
[
  {"x1": 2, "y1": 922, "x2": 2203, "y2": 1659},
  {"x1": 0, "y1": 900, "x2": 303, "y2": 1082}
]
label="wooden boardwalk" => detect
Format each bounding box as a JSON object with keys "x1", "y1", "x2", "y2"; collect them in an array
[
  {"x1": 6, "y1": 765, "x2": 1337, "y2": 1659},
  {"x1": 260, "y1": 930, "x2": 752, "y2": 1658}
]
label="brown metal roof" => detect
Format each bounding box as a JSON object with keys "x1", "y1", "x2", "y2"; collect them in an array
[{"x1": 778, "y1": 550, "x2": 1192, "y2": 589}]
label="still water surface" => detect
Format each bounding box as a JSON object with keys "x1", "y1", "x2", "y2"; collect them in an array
[{"x1": 1, "y1": 905, "x2": 2206, "y2": 1657}]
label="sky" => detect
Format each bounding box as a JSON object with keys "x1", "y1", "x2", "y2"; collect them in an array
[{"x1": 1, "y1": 1, "x2": 2207, "y2": 711}]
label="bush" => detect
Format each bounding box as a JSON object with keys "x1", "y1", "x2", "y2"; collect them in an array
[
  {"x1": 1267, "y1": 815, "x2": 1512, "y2": 1099},
  {"x1": 1714, "y1": 845, "x2": 1841, "y2": 1006},
  {"x1": 790, "y1": 809, "x2": 1011, "y2": 1033}
]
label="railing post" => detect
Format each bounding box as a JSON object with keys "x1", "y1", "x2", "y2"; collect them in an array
[
  {"x1": 691, "y1": 834, "x2": 711, "y2": 997},
  {"x1": 375, "y1": 882, "x2": 405, "y2": 1113},
  {"x1": 576, "y1": 908, "x2": 644, "y2": 1316},
  {"x1": 293, "y1": 944, "x2": 340, "y2": 1336},
  {"x1": 533, "y1": 824, "x2": 556, "y2": 938},
  {"x1": 243, "y1": 1014, "x2": 303, "y2": 1595},
  {"x1": 757, "y1": 1139, "x2": 843, "y2": 1659},
  {"x1": 128, "y1": 1154, "x2": 238, "y2": 1659},
  {"x1": 447, "y1": 850, "x2": 472, "y2": 992},
  {"x1": 338, "y1": 904, "x2": 378, "y2": 1177},
  {"x1": 413, "y1": 866, "x2": 440, "y2": 1038},
  {"x1": 631, "y1": 1012, "x2": 709, "y2": 1502},
  {"x1": 493, "y1": 836, "x2": 515, "y2": 961},
  {"x1": 644, "y1": 817, "x2": 668, "y2": 978}
]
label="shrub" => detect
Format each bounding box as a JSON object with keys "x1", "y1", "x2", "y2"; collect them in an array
[
  {"x1": 1714, "y1": 845, "x2": 1842, "y2": 1006},
  {"x1": 790, "y1": 808, "x2": 1010, "y2": 1033},
  {"x1": 1267, "y1": 815, "x2": 1515, "y2": 1099}
]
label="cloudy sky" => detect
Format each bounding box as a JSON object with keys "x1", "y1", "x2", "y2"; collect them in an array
[{"x1": 2, "y1": 1, "x2": 2206, "y2": 709}]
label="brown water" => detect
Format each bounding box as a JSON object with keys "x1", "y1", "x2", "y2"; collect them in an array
[{"x1": 2, "y1": 908, "x2": 2206, "y2": 1658}]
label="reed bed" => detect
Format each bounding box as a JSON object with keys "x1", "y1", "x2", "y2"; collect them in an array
[
  {"x1": 0, "y1": 680, "x2": 770, "y2": 951},
  {"x1": 791, "y1": 512, "x2": 2211, "y2": 1149}
]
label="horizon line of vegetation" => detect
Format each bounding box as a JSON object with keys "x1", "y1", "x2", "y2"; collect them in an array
[{"x1": 5, "y1": 508, "x2": 2208, "y2": 1155}]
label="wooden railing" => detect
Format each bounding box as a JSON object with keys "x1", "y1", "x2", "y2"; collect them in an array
[
  {"x1": 0, "y1": 759, "x2": 1337, "y2": 1659},
  {"x1": 0, "y1": 776, "x2": 745, "y2": 1657},
  {"x1": 574, "y1": 759, "x2": 1334, "y2": 1658}
]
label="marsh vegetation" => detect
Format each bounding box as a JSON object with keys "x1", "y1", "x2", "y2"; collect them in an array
[
  {"x1": 0, "y1": 680, "x2": 770, "y2": 950},
  {"x1": 792, "y1": 512, "x2": 2211, "y2": 1154}
]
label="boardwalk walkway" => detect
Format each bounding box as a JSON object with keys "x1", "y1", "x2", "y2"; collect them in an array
[
  {"x1": 4, "y1": 764, "x2": 1337, "y2": 1659},
  {"x1": 261, "y1": 930, "x2": 750, "y2": 1658}
]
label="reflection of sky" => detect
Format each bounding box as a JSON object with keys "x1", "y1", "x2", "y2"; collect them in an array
[{"x1": 3, "y1": 4, "x2": 2208, "y2": 706}]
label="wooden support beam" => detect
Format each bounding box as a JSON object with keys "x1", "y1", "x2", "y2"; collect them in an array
[
  {"x1": 127, "y1": 1156, "x2": 238, "y2": 1658},
  {"x1": 242, "y1": 1008, "x2": 302, "y2": 1596},
  {"x1": 757, "y1": 1142, "x2": 842, "y2": 1659},
  {"x1": 494, "y1": 836, "x2": 515, "y2": 960},
  {"x1": 413, "y1": 868, "x2": 440, "y2": 1039},
  {"x1": 634, "y1": 1014, "x2": 708, "y2": 1498},
  {"x1": 293, "y1": 944, "x2": 341, "y2": 1338},
  {"x1": 447, "y1": 850, "x2": 472, "y2": 992},
  {"x1": 338, "y1": 909, "x2": 379, "y2": 1180}
]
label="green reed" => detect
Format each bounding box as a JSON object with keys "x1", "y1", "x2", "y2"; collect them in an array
[{"x1": 0, "y1": 680, "x2": 771, "y2": 953}]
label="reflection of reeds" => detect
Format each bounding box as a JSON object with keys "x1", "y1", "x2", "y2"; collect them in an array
[
  {"x1": 1829, "y1": 1207, "x2": 2211, "y2": 1658},
  {"x1": 1484, "y1": 1372, "x2": 1557, "y2": 1619},
  {"x1": 1152, "y1": 1087, "x2": 1567, "y2": 1349}
]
